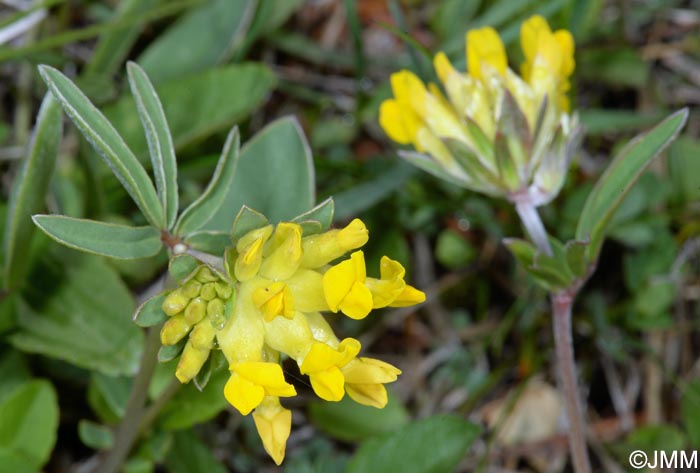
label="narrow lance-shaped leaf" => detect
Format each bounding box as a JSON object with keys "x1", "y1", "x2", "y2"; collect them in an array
[
  {"x1": 38, "y1": 65, "x2": 164, "y2": 228},
  {"x1": 32, "y1": 215, "x2": 163, "y2": 260},
  {"x1": 175, "y1": 126, "x2": 240, "y2": 236},
  {"x1": 127, "y1": 61, "x2": 179, "y2": 229},
  {"x1": 575, "y1": 109, "x2": 688, "y2": 261},
  {"x1": 3, "y1": 94, "x2": 62, "y2": 290}
]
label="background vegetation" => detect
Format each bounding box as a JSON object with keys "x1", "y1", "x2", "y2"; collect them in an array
[{"x1": 0, "y1": 0, "x2": 699, "y2": 471}]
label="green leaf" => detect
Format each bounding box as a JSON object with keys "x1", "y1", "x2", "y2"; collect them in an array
[
  {"x1": 503, "y1": 238, "x2": 570, "y2": 291},
  {"x1": 204, "y1": 117, "x2": 315, "y2": 229},
  {"x1": 292, "y1": 196, "x2": 334, "y2": 233},
  {"x1": 158, "y1": 341, "x2": 185, "y2": 362},
  {"x1": 127, "y1": 61, "x2": 179, "y2": 229},
  {"x1": 231, "y1": 206, "x2": 269, "y2": 241},
  {"x1": 565, "y1": 240, "x2": 589, "y2": 278},
  {"x1": 78, "y1": 420, "x2": 114, "y2": 450},
  {"x1": 668, "y1": 137, "x2": 700, "y2": 203},
  {"x1": 682, "y1": 380, "x2": 700, "y2": 447},
  {"x1": 32, "y1": 215, "x2": 163, "y2": 259},
  {"x1": 137, "y1": 0, "x2": 257, "y2": 84},
  {"x1": 134, "y1": 293, "x2": 168, "y2": 328},
  {"x1": 347, "y1": 415, "x2": 481, "y2": 473},
  {"x1": 184, "y1": 231, "x2": 231, "y2": 255},
  {"x1": 175, "y1": 127, "x2": 240, "y2": 236},
  {"x1": 333, "y1": 162, "x2": 416, "y2": 221},
  {"x1": 233, "y1": 0, "x2": 304, "y2": 59},
  {"x1": 38, "y1": 65, "x2": 164, "y2": 227},
  {"x1": 104, "y1": 63, "x2": 275, "y2": 160},
  {"x1": 10, "y1": 252, "x2": 144, "y2": 376},
  {"x1": 84, "y1": 0, "x2": 160, "y2": 78},
  {"x1": 165, "y1": 431, "x2": 227, "y2": 473},
  {"x1": 309, "y1": 391, "x2": 409, "y2": 442},
  {"x1": 575, "y1": 109, "x2": 688, "y2": 262},
  {"x1": 0, "y1": 380, "x2": 58, "y2": 472},
  {"x1": 168, "y1": 254, "x2": 199, "y2": 283},
  {"x1": 0, "y1": 350, "x2": 31, "y2": 405},
  {"x1": 3, "y1": 94, "x2": 62, "y2": 290}
]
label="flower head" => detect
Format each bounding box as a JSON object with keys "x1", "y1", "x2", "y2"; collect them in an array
[
  {"x1": 158, "y1": 216, "x2": 424, "y2": 464},
  {"x1": 379, "y1": 15, "x2": 580, "y2": 206}
]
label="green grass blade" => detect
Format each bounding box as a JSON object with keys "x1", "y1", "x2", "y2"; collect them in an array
[{"x1": 3, "y1": 94, "x2": 62, "y2": 290}]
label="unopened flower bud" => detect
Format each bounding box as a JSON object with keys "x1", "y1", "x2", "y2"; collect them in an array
[
  {"x1": 161, "y1": 314, "x2": 192, "y2": 345},
  {"x1": 175, "y1": 341, "x2": 210, "y2": 383},
  {"x1": 215, "y1": 282, "x2": 232, "y2": 299},
  {"x1": 200, "y1": 283, "x2": 217, "y2": 301},
  {"x1": 300, "y1": 219, "x2": 368, "y2": 269},
  {"x1": 181, "y1": 279, "x2": 202, "y2": 298},
  {"x1": 184, "y1": 297, "x2": 207, "y2": 325},
  {"x1": 196, "y1": 266, "x2": 219, "y2": 283},
  {"x1": 162, "y1": 289, "x2": 189, "y2": 316},
  {"x1": 190, "y1": 320, "x2": 216, "y2": 350}
]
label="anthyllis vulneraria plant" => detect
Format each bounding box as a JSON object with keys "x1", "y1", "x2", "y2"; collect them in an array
[
  {"x1": 378, "y1": 14, "x2": 688, "y2": 473},
  {"x1": 32, "y1": 60, "x2": 425, "y2": 469},
  {"x1": 380, "y1": 15, "x2": 580, "y2": 253},
  {"x1": 159, "y1": 215, "x2": 424, "y2": 463}
]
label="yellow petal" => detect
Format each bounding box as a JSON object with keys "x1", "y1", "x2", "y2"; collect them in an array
[
  {"x1": 389, "y1": 284, "x2": 426, "y2": 307},
  {"x1": 252, "y1": 398, "x2": 292, "y2": 465},
  {"x1": 224, "y1": 372, "x2": 265, "y2": 415},
  {"x1": 310, "y1": 367, "x2": 346, "y2": 401},
  {"x1": 253, "y1": 282, "x2": 295, "y2": 321},
  {"x1": 520, "y1": 15, "x2": 551, "y2": 64},
  {"x1": 379, "y1": 99, "x2": 415, "y2": 145},
  {"x1": 390, "y1": 70, "x2": 427, "y2": 114},
  {"x1": 345, "y1": 383, "x2": 388, "y2": 408},
  {"x1": 322, "y1": 251, "x2": 368, "y2": 313},
  {"x1": 234, "y1": 361, "x2": 297, "y2": 398},
  {"x1": 342, "y1": 357, "x2": 402, "y2": 384},
  {"x1": 365, "y1": 256, "x2": 408, "y2": 308},
  {"x1": 235, "y1": 225, "x2": 273, "y2": 281},
  {"x1": 339, "y1": 281, "x2": 373, "y2": 319},
  {"x1": 467, "y1": 27, "x2": 507, "y2": 80},
  {"x1": 433, "y1": 51, "x2": 455, "y2": 84},
  {"x1": 300, "y1": 338, "x2": 360, "y2": 374},
  {"x1": 554, "y1": 29, "x2": 575, "y2": 77}
]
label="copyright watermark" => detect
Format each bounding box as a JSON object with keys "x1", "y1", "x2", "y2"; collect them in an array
[{"x1": 629, "y1": 450, "x2": 698, "y2": 469}]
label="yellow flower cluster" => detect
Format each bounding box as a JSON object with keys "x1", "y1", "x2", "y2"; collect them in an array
[
  {"x1": 161, "y1": 218, "x2": 424, "y2": 464},
  {"x1": 380, "y1": 15, "x2": 578, "y2": 206}
]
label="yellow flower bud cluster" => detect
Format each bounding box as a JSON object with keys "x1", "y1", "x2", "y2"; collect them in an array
[
  {"x1": 161, "y1": 266, "x2": 232, "y2": 384},
  {"x1": 160, "y1": 217, "x2": 425, "y2": 464},
  {"x1": 379, "y1": 15, "x2": 580, "y2": 207}
]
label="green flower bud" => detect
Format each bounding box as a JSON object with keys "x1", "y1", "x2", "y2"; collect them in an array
[
  {"x1": 184, "y1": 297, "x2": 207, "y2": 325},
  {"x1": 162, "y1": 289, "x2": 189, "y2": 316},
  {"x1": 190, "y1": 321, "x2": 216, "y2": 350},
  {"x1": 181, "y1": 279, "x2": 202, "y2": 298},
  {"x1": 175, "y1": 341, "x2": 210, "y2": 383},
  {"x1": 161, "y1": 314, "x2": 192, "y2": 345},
  {"x1": 196, "y1": 266, "x2": 218, "y2": 283},
  {"x1": 200, "y1": 283, "x2": 217, "y2": 301}
]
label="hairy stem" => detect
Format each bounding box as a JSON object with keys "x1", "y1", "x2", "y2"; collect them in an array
[
  {"x1": 99, "y1": 326, "x2": 161, "y2": 473},
  {"x1": 512, "y1": 201, "x2": 592, "y2": 473},
  {"x1": 552, "y1": 293, "x2": 592, "y2": 473}
]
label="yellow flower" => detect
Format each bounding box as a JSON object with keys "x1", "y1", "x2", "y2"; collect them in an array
[
  {"x1": 224, "y1": 361, "x2": 296, "y2": 415},
  {"x1": 158, "y1": 216, "x2": 424, "y2": 464},
  {"x1": 379, "y1": 15, "x2": 580, "y2": 207},
  {"x1": 342, "y1": 357, "x2": 402, "y2": 408}
]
